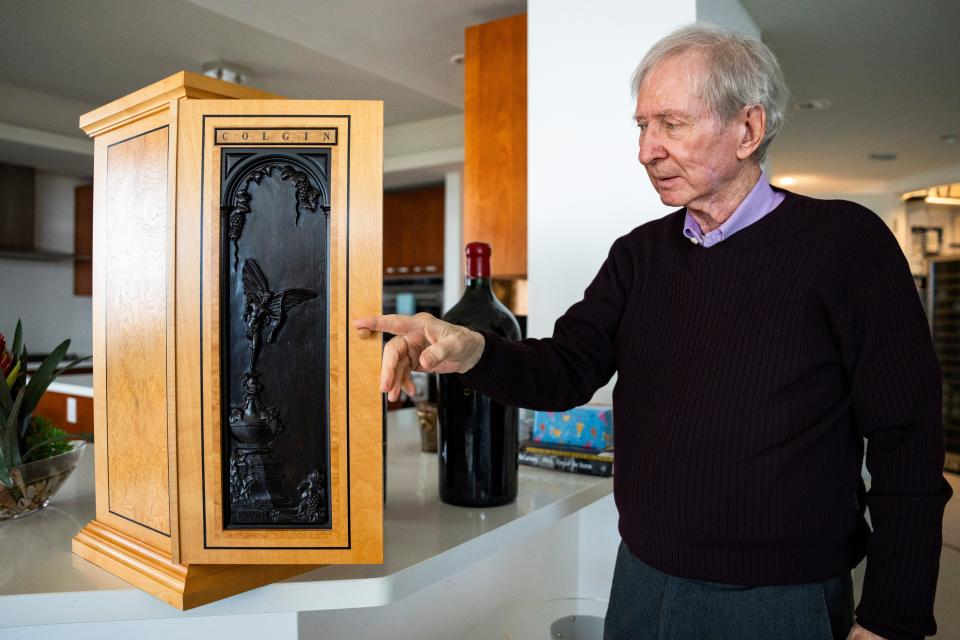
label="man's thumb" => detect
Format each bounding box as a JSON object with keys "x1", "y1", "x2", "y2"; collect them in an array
[{"x1": 420, "y1": 342, "x2": 448, "y2": 370}]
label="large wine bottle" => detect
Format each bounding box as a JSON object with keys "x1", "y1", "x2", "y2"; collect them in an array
[{"x1": 438, "y1": 242, "x2": 521, "y2": 507}]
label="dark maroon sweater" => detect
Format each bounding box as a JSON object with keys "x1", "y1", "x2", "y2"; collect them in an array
[{"x1": 461, "y1": 190, "x2": 952, "y2": 639}]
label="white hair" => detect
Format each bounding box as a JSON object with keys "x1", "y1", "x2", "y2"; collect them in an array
[{"x1": 631, "y1": 23, "x2": 789, "y2": 163}]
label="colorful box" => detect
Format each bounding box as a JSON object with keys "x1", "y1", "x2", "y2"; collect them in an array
[{"x1": 531, "y1": 405, "x2": 613, "y2": 449}]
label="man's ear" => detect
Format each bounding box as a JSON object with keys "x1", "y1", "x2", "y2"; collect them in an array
[{"x1": 736, "y1": 104, "x2": 766, "y2": 160}]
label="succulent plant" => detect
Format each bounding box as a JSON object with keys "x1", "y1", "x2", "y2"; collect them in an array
[{"x1": 0, "y1": 320, "x2": 89, "y2": 487}]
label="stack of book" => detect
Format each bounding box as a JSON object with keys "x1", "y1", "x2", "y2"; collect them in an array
[
  {"x1": 519, "y1": 440, "x2": 613, "y2": 477},
  {"x1": 519, "y1": 406, "x2": 614, "y2": 477}
]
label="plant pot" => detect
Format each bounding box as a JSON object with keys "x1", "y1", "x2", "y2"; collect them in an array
[{"x1": 0, "y1": 441, "x2": 86, "y2": 521}]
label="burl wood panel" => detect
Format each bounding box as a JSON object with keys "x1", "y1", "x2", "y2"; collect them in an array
[
  {"x1": 104, "y1": 126, "x2": 171, "y2": 536},
  {"x1": 383, "y1": 184, "x2": 444, "y2": 276},
  {"x1": 463, "y1": 13, "x2": 527, "y2": 279},
  {"x1": 343, "y1": 101, "x2": 385, "y2": 566}
]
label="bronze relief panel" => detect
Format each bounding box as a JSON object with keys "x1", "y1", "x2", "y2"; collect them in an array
[{"x1": 219, "y1": 148, "x2": 332, "y2": 529}]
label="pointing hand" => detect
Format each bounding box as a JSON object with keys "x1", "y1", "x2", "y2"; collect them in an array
[{"x1": 354, "y1": 313, "x2": 485, "y2": 401}]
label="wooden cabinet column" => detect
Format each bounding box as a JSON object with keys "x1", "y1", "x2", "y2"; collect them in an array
[
  {"x1": 463, "y1": 13, "x2": 527, "y2": 279},
  {"x1": 71, "y1": 72, "x2": 383, "y2": 610}
]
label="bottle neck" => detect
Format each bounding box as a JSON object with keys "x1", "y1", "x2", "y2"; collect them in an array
[
  {"x1": 464, "y1": 276, "x2": 494, "y2": 296},
  {"x1": 463, "y1": 242, "x2": 493, "y2": 298}
]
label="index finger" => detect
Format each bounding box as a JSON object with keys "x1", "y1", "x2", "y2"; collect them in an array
[{"x1": 353, "y1": 314, "x2": 415, "y2": 338}]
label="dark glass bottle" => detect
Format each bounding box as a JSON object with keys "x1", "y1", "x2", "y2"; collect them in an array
[{"x1": 438, "y1": 242, "x2": 521, "y2": 507}]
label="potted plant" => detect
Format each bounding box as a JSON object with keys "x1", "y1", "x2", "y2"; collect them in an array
[{"x1": 0, "y1": 320, "x2": 89, "y2": 520}]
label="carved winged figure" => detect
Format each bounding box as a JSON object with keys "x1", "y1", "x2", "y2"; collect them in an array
[{"x1": 241, "y1": 259, "x2": 318, "y2": 347}]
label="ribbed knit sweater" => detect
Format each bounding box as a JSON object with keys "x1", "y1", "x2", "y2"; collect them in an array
[{"x1": 461, "y1": 190, "x2": 952, "y2": 640}]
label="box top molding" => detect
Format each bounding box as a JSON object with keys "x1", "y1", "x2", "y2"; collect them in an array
[{"x1": 79, "y1": 71, "x2": 280, "y2": 137}]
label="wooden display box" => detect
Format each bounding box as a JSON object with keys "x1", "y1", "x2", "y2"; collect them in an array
[{"x1": 71, "y1": 72, "x2": 383, "y2": 610}]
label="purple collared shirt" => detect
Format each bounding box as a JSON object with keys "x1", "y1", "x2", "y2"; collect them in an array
[{"x1": 682, "y1": 172, "x2": 784, "y2": 247}]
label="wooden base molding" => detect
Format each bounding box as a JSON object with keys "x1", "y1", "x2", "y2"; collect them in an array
[{"x1": 72, "y1": 521, "x2": 317, "y2": 610}]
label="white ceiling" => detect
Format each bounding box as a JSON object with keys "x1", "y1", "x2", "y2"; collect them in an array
[
  {"x1": 741, "y1": 0, "x2": 960, "y2": 191},
  {"x1": 0, "y1": 0, "x2": 524, "y2": 126},
  {"x1": 0, "y1": 0, "x2": 957, "y2": 193},
  {"x1": 184, "y1": 0, "x2": 525, "y2": 109}
]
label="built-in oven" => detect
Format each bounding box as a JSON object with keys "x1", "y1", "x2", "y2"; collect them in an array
[
  {"x1": 382, "y1": 276, "x2": 444, "y2": 317},
  {"x1": 381, "y1": 276, "x2": 444, "y2": 411}
]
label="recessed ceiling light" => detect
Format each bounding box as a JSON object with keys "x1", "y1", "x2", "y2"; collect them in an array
[
  {"x1": 449, "y1": 53, "x2": 465, "y2": 65},
  {"x1": 869, "y1": 152, "x2": 897, "y2": 161},
  {"x1": 942, "y1": 133, "x2": 960, "y2": 144},
  {"x1": 793, "y1": 98, "x2": 832, "y2": 111}
]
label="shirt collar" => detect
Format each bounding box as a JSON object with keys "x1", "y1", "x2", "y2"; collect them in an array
[{"x1": 683, "y1": 171, "x2": 783, "y2": 247}]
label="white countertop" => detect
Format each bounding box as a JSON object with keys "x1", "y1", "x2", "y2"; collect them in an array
[
  {"x1": 45, "y1": 375, "x2": 93, "y2": 398},
  {"x1": 0, "y1": 409, "x2": 612, "y2": 628}
]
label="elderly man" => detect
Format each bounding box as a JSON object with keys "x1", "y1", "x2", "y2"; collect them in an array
[{"x1": 355, "y1": 24, "x2": 951, "y2": 640}]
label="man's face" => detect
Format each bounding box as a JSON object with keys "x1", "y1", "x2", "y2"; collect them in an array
[{"x1": 634, "y1": 53, "x2": 746, "y2": 210}]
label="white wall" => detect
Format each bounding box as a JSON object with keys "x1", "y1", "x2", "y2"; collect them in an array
[
  {"x1": 0, "y1": 172, "x2": 93, "y2": 356},
  {"x1": 442, "y1": 170, "x2": 464, "y2": 313},
  {"x1": 527, "y1": 0, "x2": 766, "y2": 405},
  {"x1": 527, "y1": 0, "x2": 696, "y2": 405}
]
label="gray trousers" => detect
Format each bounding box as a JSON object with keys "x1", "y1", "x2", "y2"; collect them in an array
[{"x1": 604, "y1": 542, "x2": 854, "y2": 640}]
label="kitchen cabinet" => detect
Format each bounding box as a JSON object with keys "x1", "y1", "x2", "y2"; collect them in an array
[
  {"x1": 463, "y1": 13, "x2": 526, "y2": 279},
  {"x1": 35, "y1": 382, "x2": 94, "y2": 436},
  {"x1": 383, "y1": 184, "x2": 444, "y2": 276},
  {"x1": 0, "y1": 164, "x2": 35, "y2": 251},
  {"x1": 74, "y1": 184, "x2": 93, "y2": 296}
]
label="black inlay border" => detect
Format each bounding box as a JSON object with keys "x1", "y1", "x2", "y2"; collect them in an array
[
  {"x1": 214, "y1": 127, "x2": 339, "y2": 146},
  {"x1": 200, "y1": 114, "x2": 353, "y2": 550},
  {"x1": 105, "y1": 124, "x2": 173, "y2": 538}
]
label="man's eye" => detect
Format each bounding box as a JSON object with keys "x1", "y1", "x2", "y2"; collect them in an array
[
  {"x1": 665, "y1": 121, "x2": 679, "y2": 130},
  {"x1": 636, "y1": 122, "x2": 647, "y2": 132}
]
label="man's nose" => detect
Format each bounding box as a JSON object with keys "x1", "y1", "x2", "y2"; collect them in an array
[{"x1": 638, "y1": 132, "x2": 665, "y2": 165}]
